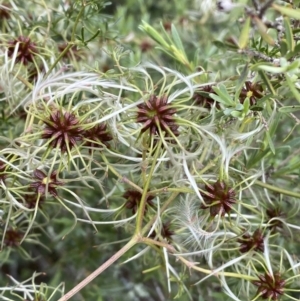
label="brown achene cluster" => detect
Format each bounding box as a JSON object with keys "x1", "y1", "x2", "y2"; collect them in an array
[
  {"x1": 7, "y1": 36, "x2": 38, "y2": 65},
  {"x1": 240, "y1": 81, "x2": 263, "y2": 106},
  {"x1": 123, "y1": 189, "x2": 155, "y2": 214},
  {"x1": 149, "y1": 221, "x2": 174, "y2": 242},
  {"x1": 23, "y1": 189, "x2": 45, "y2": 209},
  {"x1": 193, "y1": 85, "x2": 220, "y2": 109},
  {"x1": 4, "y1": 228, "x2": 23, "y2": 247},
  {"x1": 253, "y1": 272, "x2": 285, "y2": 300},
  {"x1": 30, "y1": 169, "x2": 63, "y2": 197},
  {"x1": 266, "y1": 206, "x2": 285, "y2": 232},
  {"x1": 42, "y1": 110, "x2": 84, "y2": 153},
  {"x1": 200, "y1": 180, "x2": 236, "y2": 217},
  {"x1": 238, "y1": 228, "x2": 264, "y2": 253},
  {"x1": 0, "y1": 160, "x2": 8, "y2": 183},
  {"x1": 83, "y1": 123, "x2": 113, "y2": 152},
  {"x1": 136, "y1": 94, "x2": 179, "y2": 137}
]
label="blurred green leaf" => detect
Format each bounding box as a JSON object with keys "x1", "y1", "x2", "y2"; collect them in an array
[
  {"x1": 171, "y1": 24, "x2": 187, "y2": 58},
  {"x1": 273, "y1": 4, "x2": 300, "y2": 19},
  {"x1": 239, "y1": 17, "x2": 251, "y2": 49},
  {"x1": 266, "y1": 131, "x2": 275, "y2": 154},
  {"x1": 253, "y1": 16, "x2": 275, "y2": 45},
  {"x1": 279, "y1": 105, "x2": 300, "y2": 113},
  {"x1": 283, "y1": 17, "x2": 295, "y2": 52},
  {"x1": 286, "y1": 74, "x2": 300, "y2": 103}
]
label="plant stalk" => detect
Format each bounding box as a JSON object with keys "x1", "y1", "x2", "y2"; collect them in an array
[{"x1": 57, "y1": 237, "x2": 138, "y2": 301}]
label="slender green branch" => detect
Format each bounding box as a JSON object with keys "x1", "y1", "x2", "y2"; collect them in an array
[
  {"x1": 177, "y1": 256, "x2": 257, "y2": 281},
  {"x1": 45, "y1": 43, "x2": 73, "y2": 77},
  {"x1": 11, "y1": 71, "x2": 33, "y2": 90},
  {"x1": 101, "y1": 154, "x2": 143, "y2": 192},
  {"x1": 135, "y1": 139, "x2": 163, "y2": 234},
  {"x1": 148, "y1": 186, "x2": 193, "y2": 195},
  {"x1": 141, "y1": 237, "x2": 175, "y2": 253},
  {"x1": 141, "y1": 191, "x2": 179, "y2": 237},
  {"x1": 45, "y1": 1, "x2": 86, "y2": 77},
  {"x1": 254, "y1": 180, "x2": 300, "y2": 199}
]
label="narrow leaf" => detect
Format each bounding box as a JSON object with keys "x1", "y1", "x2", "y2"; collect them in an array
[
  {"x1": 286, "y1": 74, "x2": 300, "y2": 103},
  {"x1": 280, "y1": 39, "x2": 288, "y2": 56},
  {"x1": 235, "y1": 64, "x2": 248, "y2": 101},
  {"x1": 283, "y1": 17, "x2": 295, "y2": 51},
  {"x1": 171, "y1": 24, "x2": 187, "y2": 58},
  {"x1": 258, "y1": 70, "x2": 276, "y2": 95},
  {"x1": 266, "y1": 131, "x2": 275, "y2": 154},
  {"x1": 272, "y1": 4, "x2": 300, "y2": 20},
  {"x1": 258, "y1": 65, "x2": 286, "y2": 73},
  {"x1": 217, "y1": 84, "x2": 235, "y2": 105},
  {"x1": 253, "y1": 16, "x2": 275, "y2": 45},
  {"x1": 139, "y1": 21, "x2": 170, "y2": 48},
  {"x1": 209, "y1": 93, "x2": 232, "y2": 106},
  {"x1": 239, "y1": 17, "x2": 251, "y2": 49},
  {"x1": 279, "y1": 105, "x2": 300, "y2": 113}
]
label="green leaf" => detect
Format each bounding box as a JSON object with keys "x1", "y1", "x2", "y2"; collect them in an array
[
  {"x1": 286, "y1": 74, "x2": 300, "y2": 103},
  {"x1": 279, "y1": 105, "x2": 300, "y2": 113},
  {"x1": 266, "y1": 131, "x2": 275, "y2": 154},
  {"x1": 285, "y1": 59, "x2": 300, "y2": 72},
  {"x1": 253, "y1": 16, "x2": 275, "y2": 45},
  {"x1": 283, "y1": 17, "x2": 295, "y2": 52},
  {"x1": 213, "y1": 84, "x2": 235, "y2": 106},
  {"x1": 257, "y1": 65, "x2": 286, "y2": 73},
  {"x1": 235, "y1": 103, "x2": 244, "y2": 111},
  {"x1": 273, "y1": 4, "x2": 300, "y2": 19},
  {"x1": 212, "y1": 40, "x2": 239, "y2": 50},
  {"x1": 209, "y1": 93, "x2": 232, "y2": 106},
  {"x1": 286, "y1": 42, "x2": 300, "y2": 60},
  {"x1": 258, "y1": 70, "x2": 276, "y2": 95},
  {"x1": 247, "y1": 148, "x2": 271, "y2": 168},
  {"x1": 280, "y1": 39, "x2": 288, "y2": 56},
  {"x1": 231, "y1": 111, "x2": 243, "y2": 118},
  {"x1": 242, "y1": 97, "x2": 250, "y2": 113},
  {"x1": 239, "y1": 17, "x2": 251, "y2": 49},
  {"x1": 234, "y1": 64, "x2": 248, "y2": 101},
  {"x1": 171, "y1": 24, "x2": 187, "y2": 58},
  {"x1": 139, "y1": 21, "x2": 170, "y2": 48},
  {"x1": 250, "y1": 105, "x2": 264, "y2": 111}
]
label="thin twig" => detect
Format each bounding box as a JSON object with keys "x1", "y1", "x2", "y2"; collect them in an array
[
  {"x1": 259, "y1": 0, "x2": 275, "y2": 18},
  {"x1": 238, "y1": 49, "x2": 274, "y2": 62},
  {"x1": 57, "y1": 237, "x2": 138, "y2": 301}
]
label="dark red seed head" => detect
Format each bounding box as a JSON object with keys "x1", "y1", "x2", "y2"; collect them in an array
[
  {"x1": 237, "y1": 228, "x2": 264, "y2": 253},
  {"x1": 193, "y1": 85, "x2": 220, "y2": 109},
  {"x1": 253, "y1": 272, "x2": 285, "y2": 300},
  {"x1": 23, "y1": 189, "x2": 45, "y2": 209},
  {"x1": 30, "y1": 169, "x2": 63, "y2": 197},
  {"x1": 266, "y1": 206, "x2": 285, "y2": 232},
  {"x1": 140, "y1": 39, "x2": 153, "y2": 52},
  {"x1": 42, "y1": 110, "x2": 83, "y2": 153},
  {"x1": 0, "y1": 3, "x2": 11, "y2": 19},
  {"x1": 7, "y1": 36, "x2": 38, "y2": 65},
  {"x1": 123, "y1": 189, "x2": 155, "y2": 214},
  {"x1": 0, "y1": 159, "x2": 8, "y2": 183},
  {"x1": 4, "y1": 228, "x2": 23, "y2": 247},
  {"x1": 136, "y1": 94, "x2": 179, "y2": 137},
  {"x1": 200, "y1": 180, "x2": 236, "y2": 217},
  {"x1": 83, "y1": 123, "x2": 112, "y2": 152},
  {"x1": 149, "y1": 221, "x2": 174, "y2": 242}
]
